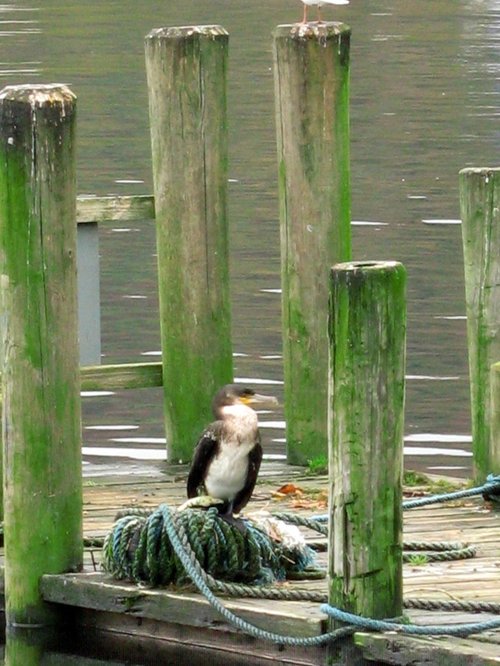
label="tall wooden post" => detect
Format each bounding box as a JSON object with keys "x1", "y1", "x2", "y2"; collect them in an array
[
  {"x1": 460, "y1": 167, "x2": 500, "y2": 482},
  {"x1": 328, "y1": 261, "x2": 406, "y2": 621},
  {"x1": 145, "y1": 26, "x2": 233, "y2": 464},
  {"x1": 0, "y1": 84, "x2": 83, "y2": 627},
  {"x1": 273, "y1": 23, "x2": 352, "y2": 466},
  {"x1": 489, "y1": 363, "x2": 500, "y2": 476}
]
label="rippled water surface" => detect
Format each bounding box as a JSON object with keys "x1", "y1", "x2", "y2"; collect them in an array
[{"x1": 1, "y1": 0, "x2": 499, "y2": 477}]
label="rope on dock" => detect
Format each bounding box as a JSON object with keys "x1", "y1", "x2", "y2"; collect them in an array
[
  {"x1": 306, "y1": 473, "x2": 500, "y2": 520},
  {"x1": 160, "y1": 503, "x2": 500, "y2": 645},
  {"x1": 98, "y1": 474, "x2": 500, "y2": 645},
  {"x1": 271, "y1": 512, "x2": 477, "y2": 563}
]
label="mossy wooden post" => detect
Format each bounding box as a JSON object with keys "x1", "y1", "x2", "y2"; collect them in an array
[
  {"x1": 273, "y1": 23, "x2": 352, "y2": 465},
  {"x1": 489, "y1": 362, "x2": 500, "y2": 476},
  {"x1": 328, "y1": 261, "x2": 406, "y2": 622},
  {"x1": 460, "y1": 167, "x2": 500, "y2": 482},
  {"x1": 0, "y1": 85, "x2": 83, "y2": 627},
  {"x1": 145, "y1": 26, "x2": 233, "y2": 463}
]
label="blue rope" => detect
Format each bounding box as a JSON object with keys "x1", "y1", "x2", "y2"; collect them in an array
[
  {"x1": 402, "y1": 474, "x2": 500, "y2": 510},
  {"x1": 309, "y1": 474, "x2": 500, "y2": 521},
  {"x1": 321, "y1": 604, "x2": 500, "y2": 636},
  {"x1": 160, "y1": 503, "x2": 500, "y2": 645}
]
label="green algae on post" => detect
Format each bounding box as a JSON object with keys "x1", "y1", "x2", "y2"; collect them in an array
[
  {"x1": 273, "y1": 22, "x2": 352, "y2": 466},
  {"x1": 328, "y1": 260, "x2": 406, "y2": 622},
  {"x1": 145, "y1": 26, "x2": 233, "y2": 464},
  {"x1": 0, "y1": 84, "x2": 83, "y2": 627},
  {"x1": 460, "y1": 167, "x2": 500, "y2": 483}
]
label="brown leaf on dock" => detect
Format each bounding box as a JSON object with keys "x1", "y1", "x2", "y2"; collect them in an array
[{"x1": 272, "y1": 483, "x2": 304, "y2": 498}]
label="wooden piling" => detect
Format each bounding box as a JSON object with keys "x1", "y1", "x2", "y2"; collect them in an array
[
  {"x1": 273, "y1": 23, "x2": 352, "y2": 466},
  {"x1": 488, "y1": 362, "x2": 500, "y2": 476},
  {"x1": 145, "y1": 26, "x2": 233, "y2": 464},
  {"x1": 0, "y1": 84, "x2": 83, "y2": 626},
  {"x1": 328, "y1": 261, "x2": 406, "y2": 621},
  {"x1": 460, "y1": 167, "x2": 500, "y2": 482}
]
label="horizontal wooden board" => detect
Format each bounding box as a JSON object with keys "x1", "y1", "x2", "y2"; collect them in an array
[
  {"x1": 80, "y1": 362, "x2": 163, "y2": 390},
  {"x1": 40, "y1": 572, "x2": 327, "y2": 639},
  {"x1": 76, "y1": 195, "x2": 155, "y2": 223},
  {"x1": 355, "y1": 632, "x2": 500, "y2": 665}
]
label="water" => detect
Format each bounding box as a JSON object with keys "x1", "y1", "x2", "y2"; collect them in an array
[{"x1": 0, "y1": 0, "x2": 499, "y2": 478}]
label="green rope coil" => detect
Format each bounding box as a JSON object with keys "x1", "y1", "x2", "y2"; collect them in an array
[{"x1": 103, "y1": 506, "x2": 315, "y2": 586}]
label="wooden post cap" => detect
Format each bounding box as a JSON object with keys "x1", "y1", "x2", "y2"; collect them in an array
[
  {"x1": 145, "y1": 25, "x2": 228, "y2": 41},
  {"x1": 0, "y1": 83, "x2": 76, "y2": 105}
]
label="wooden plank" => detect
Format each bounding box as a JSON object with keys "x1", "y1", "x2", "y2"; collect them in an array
[
  {"x1": 355, "y1": 632, "x2": 500, "y2": 665},
  {"x1": 70, "y1": 609, "x2": 329, "y2": 666},
  {"x1": 76, "y1": 194, "x2": 155, "y2": 224},
  {"x1": 80, "y1": 362, "x2": 163, "y2": 390},
  {"x1": 40, "y1": 572, "x2": 327, "y2": 639}
]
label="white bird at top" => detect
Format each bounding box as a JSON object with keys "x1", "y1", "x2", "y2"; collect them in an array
[{"x1": 300, "y1": 0, "x2": 349, "y2": 24}]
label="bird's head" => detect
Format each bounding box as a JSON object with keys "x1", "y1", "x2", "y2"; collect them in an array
[{"x1": 212, "y1": 384, "x2": 278, "y2": 419}]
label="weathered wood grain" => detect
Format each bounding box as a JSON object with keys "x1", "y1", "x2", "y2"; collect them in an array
[
  {"x1": 40, "y1": 572, "x2": 326, "y2": 639},
  {"x1": 460, "y1": 167, "x2": 500, "y2": 481},
  {"x1": 76, "y1": 194, "x2": 155, "y2": 224},
  {"x1": 328, "y1": 261, "x2": 407, "y2": 620},
  {"x1": 489, "y1": 362, "x2": 500, "y2": 476},
  {"x1": 273, "y1": 22, "x2": 352, "y2": 465},
  {"x1": 80, "y1": 362, "x2": 163, "y2": 390},
  {"x1": 0, "y1": 84, "x2": 83, "y2": 626},
  {"x1": 0, "y1": 464, "x2": 498, "y2": 663},
  {"x1": 355, "y1": 632, "x2": 500, "y2": 665},
  {"x1": 145, "y1": 25, "x2": 233, "y2": 463}
]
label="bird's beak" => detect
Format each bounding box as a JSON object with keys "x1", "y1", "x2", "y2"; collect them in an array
[{"x1": 245, "y1": 393, "x2": 279, "y2": 407}]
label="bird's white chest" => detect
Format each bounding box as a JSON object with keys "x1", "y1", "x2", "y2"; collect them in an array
[{"x1": 204, "y1": 409, "x2": 258, "y2": 502}]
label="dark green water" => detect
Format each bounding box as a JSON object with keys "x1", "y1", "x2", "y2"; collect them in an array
[{"x1": 1, "y1": 0, "x2": 499, "y2": 477}]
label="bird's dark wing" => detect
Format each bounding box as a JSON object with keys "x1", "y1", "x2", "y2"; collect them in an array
[
  {"x1": 186, "y1": 426, "x2": 220, "y2": 498},
  {"x1": 233, "y1": 438, "x2": 263, "y2": 514}
]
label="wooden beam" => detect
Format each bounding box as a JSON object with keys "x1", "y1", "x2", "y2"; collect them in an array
[
  {"x1": 355, "y1": 632, "x2": 500, "y2": 666},
  {"x1": 80, "y1": 362, "x2": 163, "y2": 391},
  {"x1": 40, "y1": 572, "x2": 327, "y2": 639},
  {"x1": 76, "y1": 194, "x2": 155, "y2": 224}
]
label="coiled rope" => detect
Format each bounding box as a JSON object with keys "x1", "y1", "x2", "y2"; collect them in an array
[{"x1": 103, "y1": 506, "x2": 316, "y2": 587}]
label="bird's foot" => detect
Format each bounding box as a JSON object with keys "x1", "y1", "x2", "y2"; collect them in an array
[
  {"x1": 219, "y1": 513, "x2": 248, "y2": 535},
  {"x1": 178, "y1": 495, "x2": 224, "y2": 512}
]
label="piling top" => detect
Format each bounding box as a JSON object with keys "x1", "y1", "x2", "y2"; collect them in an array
[
  {"x1": 332, "y1": 260, "x2": 403, "y2": 273},
  {"x1": 274, "y1": 21, "x2": 351, "y2": 40},
  {"x1": 331, "y1": 261, "x2": 406, "y2": 289},
  {"x1": 145, "y1": 25, "x2": 228, "y2": 42},
  {"x1": 0, "y1": 83, "x2": 75, "y2": 107},
  {"x1": 459, "y1": 167, "x2": 500, "y2": 176}
]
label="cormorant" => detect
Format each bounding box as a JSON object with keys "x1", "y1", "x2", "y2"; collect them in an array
[{"x1": 186, "y1": 384, "x2": 278, "y2": 526}]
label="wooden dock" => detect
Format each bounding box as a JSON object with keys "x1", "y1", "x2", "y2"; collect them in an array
[{"x1": 27, "y1": 462, "x2": 499, "y2": 665}]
